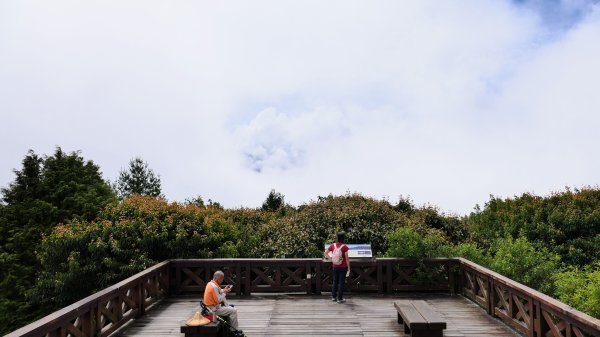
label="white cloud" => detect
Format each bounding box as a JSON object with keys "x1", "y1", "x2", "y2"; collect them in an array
[
  {"x1": 234, "y1": 107, "x2": 351, "y2": 172},
  {"x1": 1, "y1": 0, "x2": 599, "y2": 214}
]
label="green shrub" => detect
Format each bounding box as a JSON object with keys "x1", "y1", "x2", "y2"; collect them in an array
[
  {"x1": 386, "y1": 221, "x2": 489, "y2": 264},
  {"x1": 263, "y1": 194, "x2": 407, "y2": 257},
  {"x1": 386, "y1": 226, "x2": 452, "y2": 259},
  {"x1": 555, "y1": 263, "x2": 600, "y2": 319},
  {"x1": 385, "y1": 226, "x2": 455, "y2": 285},
  {"x1": 30, "y1": 196, "x2": 270, "y2": 310},
  {"x1": 489, "y1": 236, "x2": 560, "y2": 295},
  {"x1": 467, "y1": 187, "x2": 600, "y2": 266},
  {"x1": 408, "y1": 207, "x2": 467, "y2": 244},
  {"x1": 449, "y1": 242, "x2": 490, "y2": 266}
]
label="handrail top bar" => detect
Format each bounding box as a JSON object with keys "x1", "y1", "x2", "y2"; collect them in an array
[
  {"x1": 457, "y1": 258, "x2": 600, "y2": 330},
  {"x1": 170, "y1": 257, "x2": 459, "y2": 262},
  {"x1": 377, "y1": 257, "x2": 458, "y2": 262},
  {"x1": 171, "y1": 258, "x2": 324, "y2": 262},
  {"x1": 4, "y1": 261, "x2": 171, "y2": 337}
]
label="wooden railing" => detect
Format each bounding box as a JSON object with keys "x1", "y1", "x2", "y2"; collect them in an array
[
  {"x1": 170, "y1": 258, "x2": 458, "y2": 296},
  {"x1": 5, "y1": 261, "x2": 170, "y2": 337},
  {"x1": 459, "y1": 258, "x2": 600, "y2": 337},
  {"x1": 6, "y1": 258, "x2": 600, "y2": 337}
]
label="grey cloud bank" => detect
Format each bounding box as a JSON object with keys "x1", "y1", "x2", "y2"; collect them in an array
[{"x1": 1, "y1": 0, "x2": 599, "y2": 214}]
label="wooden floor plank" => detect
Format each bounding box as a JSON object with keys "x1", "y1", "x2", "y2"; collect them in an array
[{"x1": 112, "y1": 294, "x2": 524, "y2": 337}]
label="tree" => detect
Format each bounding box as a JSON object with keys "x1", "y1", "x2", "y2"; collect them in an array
[
  {"x1": 394, "y1": 196, "x2": 415, "y2": 213},
  {"x1": 185, "y1": 195, "x2": 205, "y2": 208},
  {"x1": 262, "y1": 189, "x2": 284, "y2": 212},
  {"x1": 490, "y1": 236, "x2": 560, "y2": 295},
  {"x1": 114, "y1": 157, "x2": 162, "y2": 199},
  {"x1": 555, "y1": 263, "x2": 600, "y2": 318},
  {"x1": 0, "y1": 148, "x2": 116, "y2": 334},
  {"x1": 466, "y1": 187, "x2": 600, "y2": 266}
]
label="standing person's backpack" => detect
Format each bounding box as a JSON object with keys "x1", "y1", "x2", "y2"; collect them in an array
[{"x1": 332, "y1": 243, "x2": 344, "y2": 266}]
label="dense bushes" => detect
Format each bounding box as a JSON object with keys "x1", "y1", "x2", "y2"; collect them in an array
[
  {"x1": 386, "y1": 226, "x2": 450, "y2": 259},
  {"x1": 30, "y1": 194, "x2": 466, "y2": 312},
  {"x1": 466, "y1": 187, "x2": 600, "y2": 266},
  {"x1": 417, "y1": 187, "x2": 600, "y2": 319},
  {"x1": 30, "y1": 197, "x2": 276, "y2": 310},
  {"x1": 385, "y1": 228, "x2": 599, "y2": 320},
  {"x1": 33, "y1": 190, "x2": 599, "y2": 319},
  {"x1": 0, "y1": 149, "x2": 116, "y2": 333},
  {"x1": 459, "y1": 187, "x2": 600, "y2": 318},
  {"x1": 386, "y1": 228, "x2": 559, "y2": 295},
  {"x1": 488, "y1": 236, "x2": 560, "y2": 295},
  {"x1": 2, "y1": 181, "x2": 600, "y2": 332},
  {"x1": 555, "y1": 263, "x2": 600, "y2": 318},
  {"x1": 262, "y1": 194, "x2": 408, "y2": 257},
  {"x1": 264, "y1": 194, "x2": 468, "y2": 258}
]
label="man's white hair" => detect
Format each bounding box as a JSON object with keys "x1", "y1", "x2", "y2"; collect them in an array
[{"x1": 214, "y1": 270, "x2": 224, "y2": 280}]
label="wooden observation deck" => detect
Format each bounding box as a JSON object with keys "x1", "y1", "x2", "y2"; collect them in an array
[{"x1": 6, "y1": 258, "x2": 600, "y2": 337}]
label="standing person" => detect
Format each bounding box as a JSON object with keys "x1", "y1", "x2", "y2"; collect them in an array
[
  {"x1": 203, "y1": 270, "x2": 241, "y2": 331},
  {"x1": 324, "y1": 231, "x2": 350, "y2": 303}
]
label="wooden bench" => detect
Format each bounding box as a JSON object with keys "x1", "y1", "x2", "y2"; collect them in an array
[
  {"x1": 180, "y1": 319, "x2": 224, "y2": 337},
  {"x1": 394, "y1": 300, "x2": 446, "y2": 337}
]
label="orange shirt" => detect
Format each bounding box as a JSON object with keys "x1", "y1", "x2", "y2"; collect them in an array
[{"x1": 203, "y1": 280, "x2": 222, "y2": 306}]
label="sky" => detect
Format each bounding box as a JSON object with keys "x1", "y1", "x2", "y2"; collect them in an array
[{"x1": 1, "y1": 0, "x2": 599, "y2": 215}]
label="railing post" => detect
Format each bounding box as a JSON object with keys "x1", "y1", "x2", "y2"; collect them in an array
[
  {"x1": 175, "y1": 263, "x2": 181, "y2": 295},
  {"x1": 534, "y1": 300, "x2": 541, "y2": 337},
  {"x1": 487, "y1": 275, "x2": 493, "y2": 315},
  {"x1": 537, "y1": 303, "x2": 548, "y2": 337},
  {"x1": 315, "y1": 261, "x2": 322, "y2": 294},
  {"x1": 94, "y1": 303, "x2": 102, "y2": 337},
  {"x1": 164, "y1": 265, "x2": 171, "y2": 297},
  {"x1": 489, "y1": 276, "x2": 495, "y2": 316},
  {"x1": 386, "y1": 260, "x2": 393, "y2": 294},
  {"x1": 448, "y1": 261, "x2": 455, "y2": 295},
  {"x1": 459, "y1": 263, "x2": 465, "y2": 296},
  {"x1": 139, "y1": 280, "x2": 146, "y2": 316},
  {"x1": 377, "y1": 260, "x2": 383, "y2": 294},
  {"x1": 528, "y1": 295, "x2": 535, "y2": 337},
  {"x1": 133, "y1": 282, "x2": 140, "y2": 319},
  {"x1": 116, "y1": 291, "x2": 124, "y2": 324},
  {"x1": 245, "y1": 262, "x2": 252, "y2": 296},
  {"x1": 80, "y1": 307, "x2": 94, "y2": 337},
  {"x1": 508, "y1": 289, "x2": 514, "y2": 323},
  {"x1": 306, "y1": 261, "x2": 312, "y2": 295},
  {"x1": 205, "y1": 264, "x2": 211, "y2": 283},
  {"x1": 275, "y1": 264, "x2": 281, "y2": 288},
  {"x1": 236, "y1": 263, "x2": 242, "y2": 296},
  {"x1": 92, "y1": 305, "x2": 100, "y2": 337}
]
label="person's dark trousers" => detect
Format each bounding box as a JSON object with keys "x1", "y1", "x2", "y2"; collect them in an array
[{"x1": 331, "y1": 268, "x2": 347, "y2": 300}]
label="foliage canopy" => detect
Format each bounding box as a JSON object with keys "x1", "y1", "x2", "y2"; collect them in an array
[
  {"x1": 0, "y1": 148, "x2": 116, "y2": 333},
  {"x1": 1, "y1": 147, "x2": 600, "y2": 334},
  {"x1": 114, "y1": 157, "x2": 162, "y2": 199}
]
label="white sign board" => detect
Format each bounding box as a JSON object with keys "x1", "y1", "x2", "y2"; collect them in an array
[{"x1": 324, "y1": 243, "x2": 373, "y2": 258}]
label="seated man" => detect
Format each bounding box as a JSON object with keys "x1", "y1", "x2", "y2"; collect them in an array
[{"x1": 203, "y1": 270, "x2": 240, "y2": 330}]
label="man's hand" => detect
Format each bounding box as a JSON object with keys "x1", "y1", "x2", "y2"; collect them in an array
[{"x1": 222, "y1": 285, "x2": 232, "y2": 294}]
